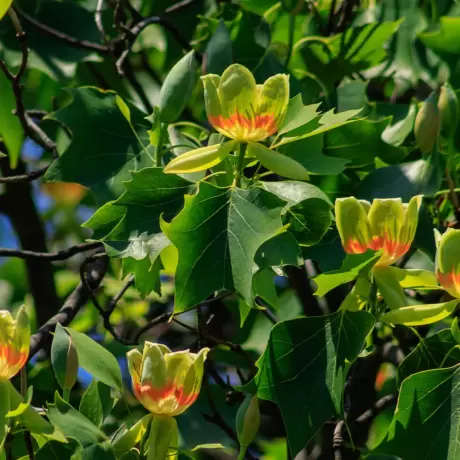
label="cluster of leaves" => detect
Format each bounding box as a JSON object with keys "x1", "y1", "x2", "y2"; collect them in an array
[{"x1": 3, "y1": 0, "x2": 460, "y2": 459}]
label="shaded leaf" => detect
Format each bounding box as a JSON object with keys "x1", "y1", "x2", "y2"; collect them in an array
[
  {"x1": 161, "y1": 182, "x2": 286, "y2": 312},
  {"x1": 248, "y1": 311, "x2": 375, "y2": 456}
]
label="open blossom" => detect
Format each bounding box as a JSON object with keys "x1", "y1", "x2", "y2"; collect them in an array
[
  {"x1": 435, "y1": 228, "x2": 460, "y2": 298},
  {"x1": 127, "y1": 342, "x2": 209, "y2": 416},
  {"x1": 201, "y1": 64, "x2": 289, "y2": 142},
  {"x1": 0, "y1": 307, "x2": 30, "y2": 380},
  {"x1": 335, "y1": 196, "x2": 422, "y2": 267}
]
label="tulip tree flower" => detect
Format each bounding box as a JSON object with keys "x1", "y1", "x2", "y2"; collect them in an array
[
  {"x1": 335, "y1": 196, "x2": 422, "y2": 267},
  {"x1": 164, "y1": 64, "x2": 309, "y2": 181},
  {"x1": 0, "y1": 307, "x2": 29, "y2": 381},
  {"x1": 127, "y1": 342, "x2": 209, "y2": 460},
  {"x1": 335, "y1": 196, "x2": 425, "y2": 314}
]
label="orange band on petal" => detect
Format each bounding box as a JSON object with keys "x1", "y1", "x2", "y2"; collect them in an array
[
  {"x1": 344, "y1": 239, "x2": 369, "y2": 254},
  {"x1": 369, "y1": 235, "x2": 410, "y2": 262},
  {"x1": 135, "y1": 381, "x2": 199, "y2": 412},
  {"x1": 209, "y1": 113, "x2": 277, "y2": 140},
  {"x1": 0, "y1": 345, "x2": 28, "y2": 379}
]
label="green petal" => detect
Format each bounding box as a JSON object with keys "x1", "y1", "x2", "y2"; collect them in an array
[
  {"x1": 127, "y1": 349, "x2": 143, "y2": 384},
  {"x1": 218, "y1": 64, "x2": 257, "y2": 119},
  {"x1": 335, "y1": 197, "x2": 371, "y2": 254},
  {"x1": 164, "y1": 141, "x2": 236, "y2": 174},
  {"x1": 436, "y1": 228, "x2": 460, "y2": 298},
  {"x1": 381, "y1": 299, "x2": 459, "y2": 326},
  {"x1": 256, "y1": 74, "x2": 290, "y2": 128},
  {"x1": 13, "y1": 306, "x2": 29, "y2": 354},
  {"x1": 163, "y1": 350, "x2": 194, "y2": 388},
  {"x1": 140, "y1": 342, "x2": 167, "y2": 390},
  {"x1": 374, "y1": 266, "x2": 406, "y2": 310},
  {"x1": 399, "y1": 195, "x2": 422, "y2": 246},
  {"x1": 247, "y1": 142, "x2": 309, "y2": 180},
  {"x1": 181, "y1": 347, "x2": 209, "y2": 399},
  {"x1": 201, "y1": 74, "x2": 222, "y2": 118},
  {"x1": 368, "y1": 198, "x2": 406, "y2": 244},
  {"x1": 0, "y1": 311, "x2": 14, "y2": 347}
]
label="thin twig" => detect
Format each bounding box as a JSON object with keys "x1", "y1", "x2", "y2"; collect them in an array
[
  {"x1": 106, "y1": 274, "x2": 135, "y2": 316},
  {"x1": 16, "y1": 7, "x2": 109, "y2": 53},
  {"x1": 333, "y1": 420, "x2": 345, "y2": 460},
  {"x1": 24, "y1": 432, "x2": 35, "y2": 460},
  {"x1": 0, "y1": 241, "x2": 102, "y2": 260},
  {"x1": 28, "y1": 255, "x2": 109, "y2": 359},
  {"x1": 95, "y1": 0, "x2": 108, "y2": 44}
]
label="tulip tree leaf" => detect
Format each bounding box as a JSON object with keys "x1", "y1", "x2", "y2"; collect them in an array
[
  {"x1": 277, "y1": 94, "x2": 322, "y2": 135},
  {"x1": 419, "y1": 17, "x2": 460, "y2": 57},
  {"x1": 161, "y1": 182, "x2": 286, "y2": 312},
  {"x1": 46, "y1": 87, "x2": 153, "y2": 205},
  {"x1": 65, "y1": 328, "x2": 123, "y2": 390},
  {"x1": 260, "y1": 181, "x2": 332, "y2": 246},
  {"x1": 377, "y1": 364, "x2": 460, "y2": 460},
  {"x1": 83, "y1": 168, "x2": 192, "y2": 295},
  {"x1": 248, "y1": 310, "x2": 375, "y2": 457},
  {"x1": 398, "y1": 329, "x2": 460, "y2": 385},
  {"x1": 313, "y1": 250, "x2": 381, "y2": 297}
]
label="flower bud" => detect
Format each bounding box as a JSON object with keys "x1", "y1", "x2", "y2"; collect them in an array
[
  {"x1": 127, "y1": 342, "x2": 209, "y2": 416},
  {"x1": 236, "y1": 394, "x2": 260, "y2": 459},
  {"x1": 438, "y1": 83, "x2": 458, "y2": 139},
  {"x1": 0, "y1": 306, "x2": 30, "y2": 380},
  {"x1": 51, "y1": 323, "x2": 79, "y2": 391},
  {"x1": 159, "y1": 51, "x2": 197, "y2": 123},
  {"x1": 414, "y1": 91, "x2": 440, "y2": 154},
  {"x1": 435, "y1": 228, "x2": 460, "y2": 299}
]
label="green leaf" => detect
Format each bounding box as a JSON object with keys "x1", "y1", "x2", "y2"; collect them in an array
[
  {"x1": 277, "y1": 95, "x2": 321, "y2": 136},
  {"x1": 0, "y1": 2, "x2": 101, "y2": 80},
  {"x1": 419, "y1": 17, "x2": 460, "y2": 56},
  {"x1": 248, "y1": 142, "x2": 309, "y2": 180},
  {"x1": 381, "y1": 104, "x2": 416, "y2": 147},
  {"x1": 78, "y1": 442, "x2": 117, "y2": 460},
  {"x1": 203, "y1": 20, "x2": 233, "y2": 75},
  {"x1": 373, "y1": 266, "x2": 406, "y2": 311},
  {"x1": 255, "y1": 232, "x2": 301, "y2": 269},
  {"x1": 398, "y1": 329, "x2": 460, "y2": 384},
  {"x1": 275, "y1": 108, "x2": 362, "y2": 148},
  {"x1": 280, "y1": 135, "x2": 351, "y2": 175},
  {"x1": 378, "y1": 365, "x2": 460, "y2": 459},
  {"x1": 113, "y1": 414, "x2": 152, "y2": 459},
  {"x1": 122, "y1": 257, "x2": 162, "y2": 297},
  {"x1": 51, "y1": 323, "x2": 78, "y2": 391},
  {"x1": 313, "y1": 251, "x2": 381, "y2": 297},
  {"x1": 45, "y1": 88, "x2": 152, "y2": 205},
  {"x1": 260, "y1": 180, "x2": 332, "y2": 246},
  {"x1": 47, "y1": 392, "x2": 106, "y2": 446},
  {"x1": 249, "y1": 310, "x2": 375, "y2": 456},
  {"x1": 161, "y1": 182, "x2": 286, "y2": 312},
  {"x1": 35, "y1": 439, "x2": 81, "y2": 460},
  {"x1": 65, "y1": 328, "x2": 123, "y2": 390},
  {"x1": 253, "y1": 268, "x2": 280, "y2": 310},
  {"x1": 84, "y1": 168, "x2": 191, "y2": 260},
  {"x1": 380, "y1": 299, "x2": 459, "y2": 327},
  {"x1": 79, "y1": 380, "x2": 104, "y2": 428},
  {"x1": 0, "y1": 0, "x2": 11, "y2": 20},
  {"x1": 0, "y1": 379, "x2": 9, "y2": 449},
  {"x1": 0, "y1": 71, "x2": 22, "y2": 168},
  {"x1": 323, "y1": 118, "x2": 407, "y2": 166}
]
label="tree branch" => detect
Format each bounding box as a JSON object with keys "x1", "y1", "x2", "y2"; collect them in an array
[
  {"x1": 0, "y1": 242, "x2": 103, "y2": 261},
  {"x1": 15, "y1": 7, "x2": 109, "y2": 53},
  {"x1": 28, "y1": 255, "x2": 109, "y2": 358}
]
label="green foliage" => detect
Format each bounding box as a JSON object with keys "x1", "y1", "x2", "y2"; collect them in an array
[{"x1": 3, "y1": 0, "x2": 460, "y2": 459}]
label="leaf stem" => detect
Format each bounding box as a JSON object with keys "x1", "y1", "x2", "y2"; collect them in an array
[
  {"x1": 156, "y1": 123, "x2": 168, "y2": 167},
  {"x1": 439, "y1": 344, "x2": 460, "y2": 369},
  {"x1": 233, "y1": 143, "x2": 247, "y2": 188},
  {"x1": 62, "y1": 389, "x2": 70, "y2": 403}
]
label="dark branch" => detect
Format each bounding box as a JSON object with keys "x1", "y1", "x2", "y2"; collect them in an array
[
  {"x1": 28, "y1": 255, "x2": 109, "y2": 358},
  {"x1": 15, "y1": 7, "x2": 109, "y2": 53},
  {"x1": 0, "y1": 242, "x2": 103, "y2": 261}
]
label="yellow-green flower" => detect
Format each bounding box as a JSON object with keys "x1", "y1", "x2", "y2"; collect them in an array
[
  {"x1": 127, "y1": 342, "x2": 209, "y2": 416},
  {"x1": 0, "y1": 307, "x2": 30, "y2": 380},
  {"x1": 436, "y1": 228, "x2": 460, "y2": 299},
  {"x1": 335, "y1": 196, "x2": 422, "y2": 267},
  {"x1": 201, "y1": 64, "x2": 289, "y2": 142}
]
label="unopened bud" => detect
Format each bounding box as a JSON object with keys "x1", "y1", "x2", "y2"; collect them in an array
[
  {"x1": 236, "y1": 395, "x2": 260, "y2": 460},
  {"x1": 438, "y1": 83, "x2": 458, "y2": 139},
  {"x1": 414, "y1": 91, "x2": 440, "y2": 154},
  {"x1": 51, "y1": 323, "x2": 79, "y2": 391},
  {"x1": 451, "y1": 318, "x2": 460, "y2": 344}
]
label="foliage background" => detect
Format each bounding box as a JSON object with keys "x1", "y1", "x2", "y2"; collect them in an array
[{"x1": 2, "y1": 0, "x2": 460, "y2": 459}]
